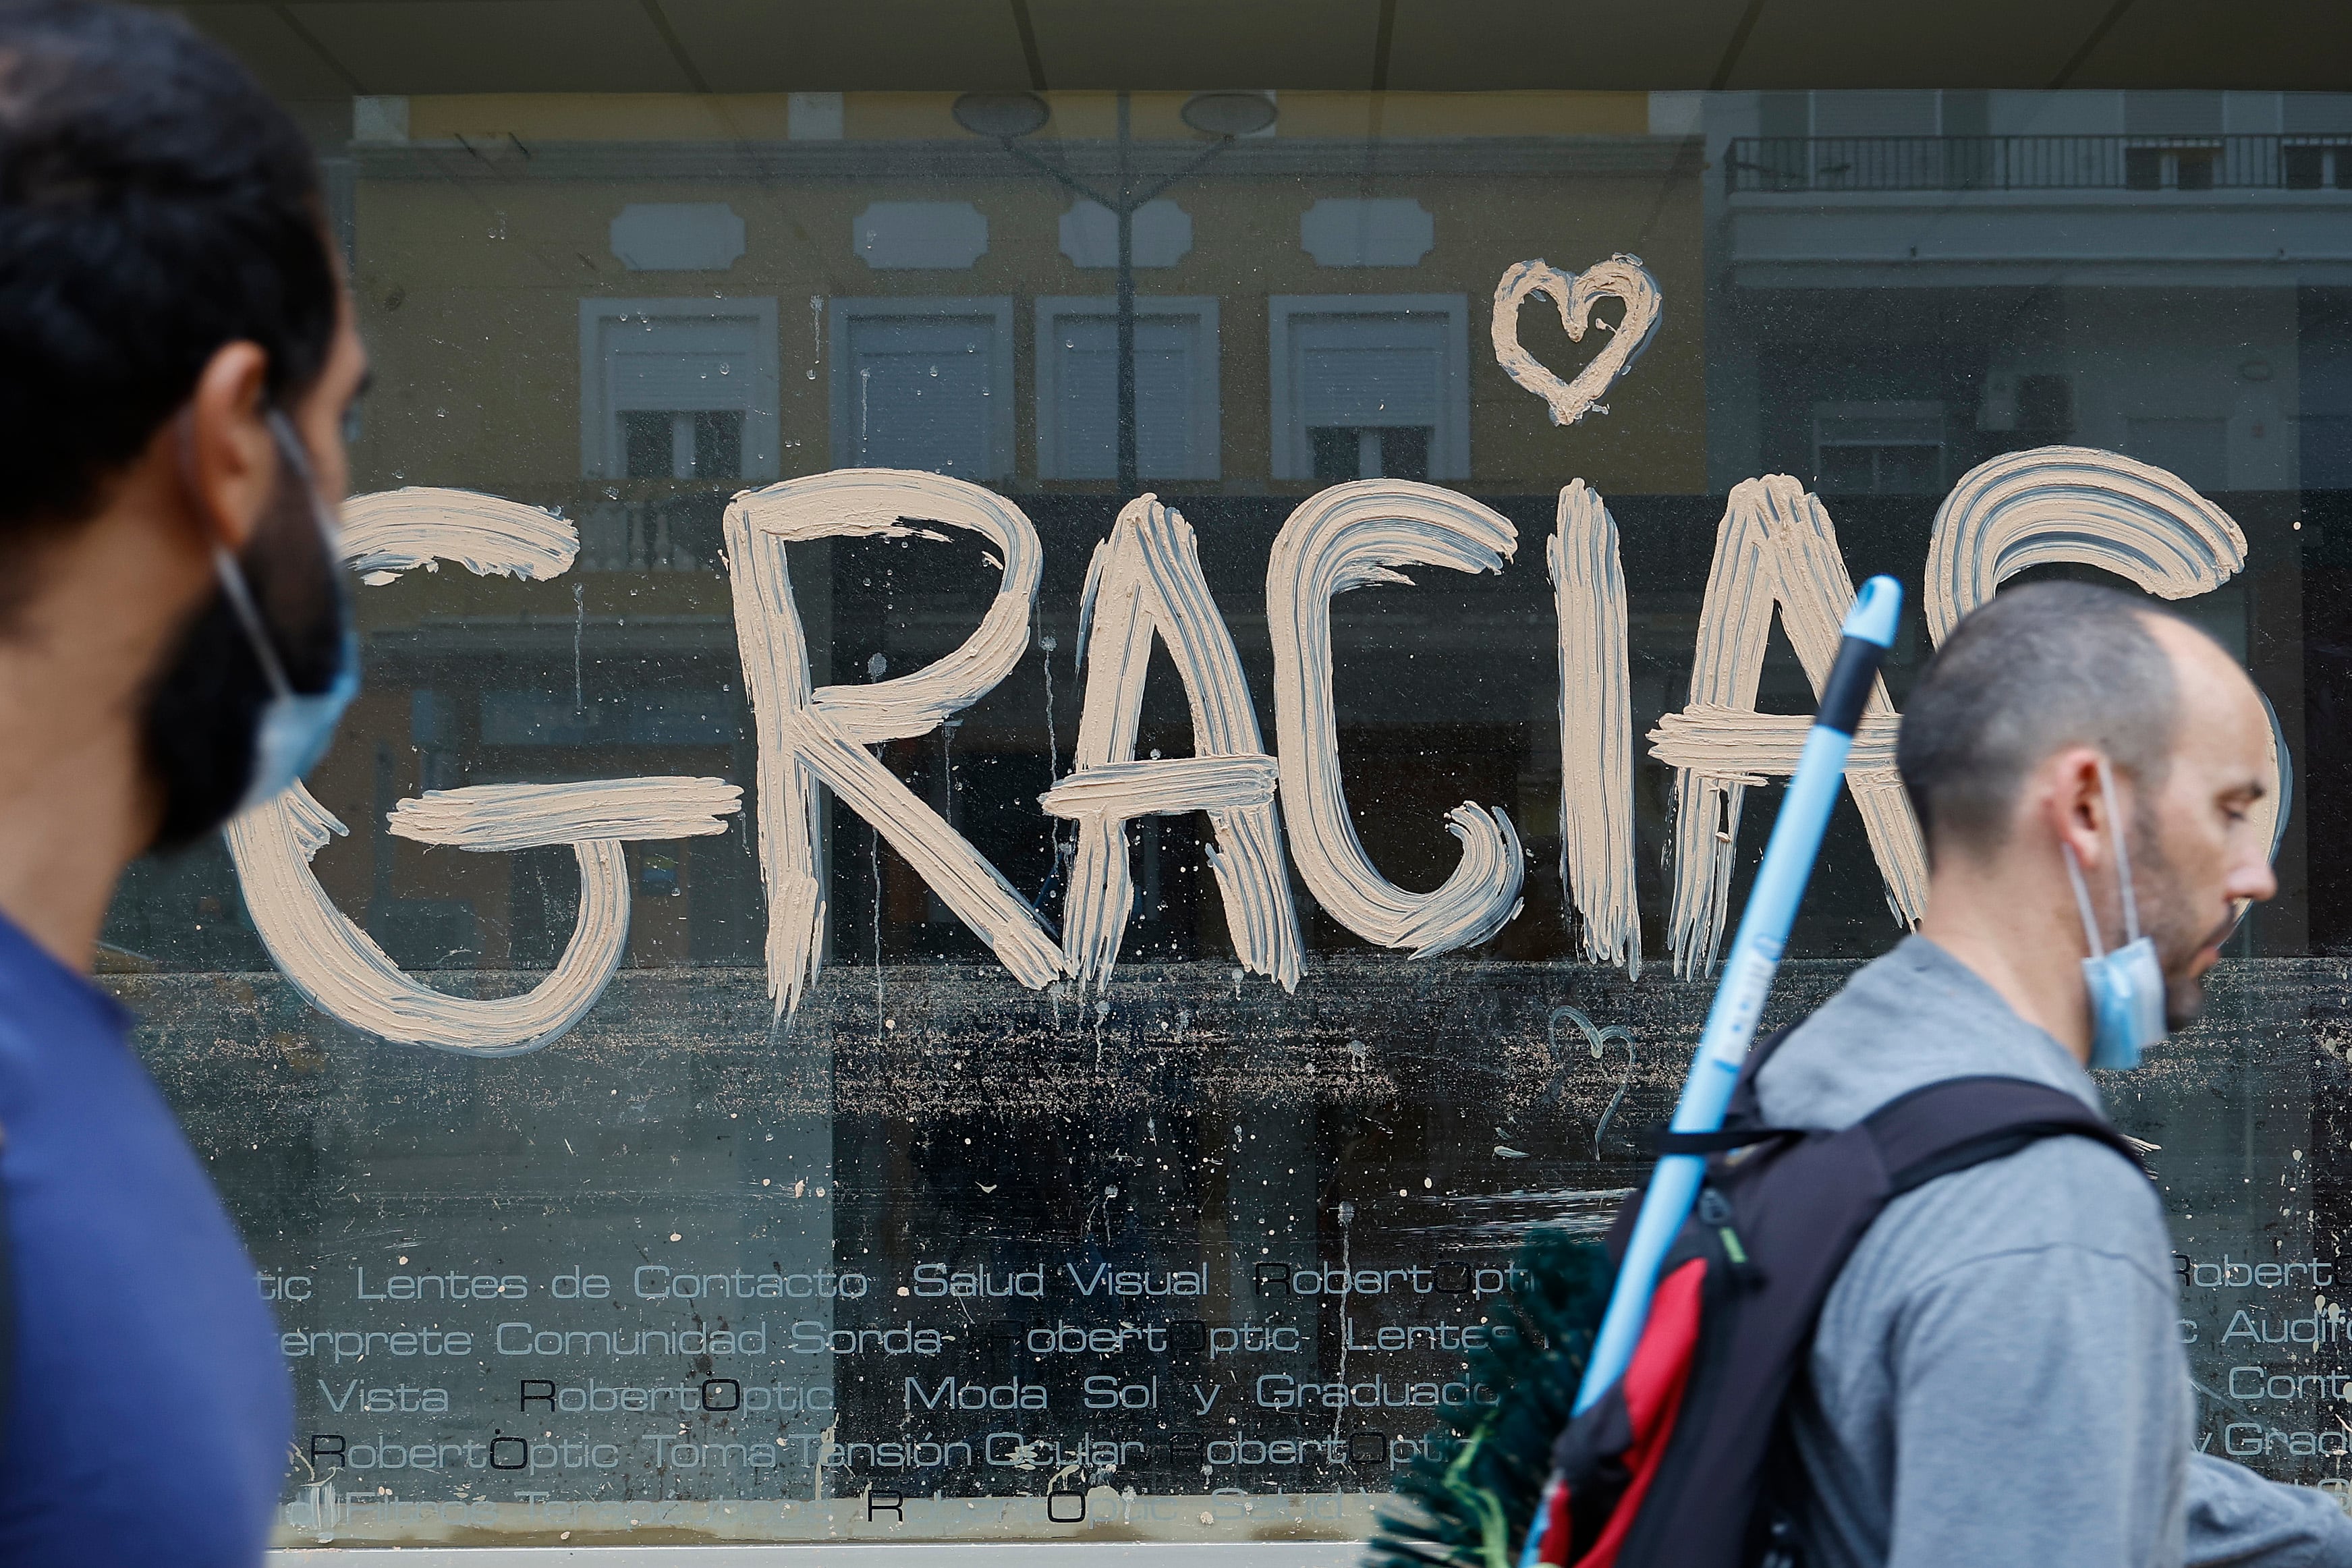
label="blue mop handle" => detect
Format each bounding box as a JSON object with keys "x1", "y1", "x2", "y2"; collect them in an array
[{"x1": 1569, "y1": 575, "x2": 1903, "y2": 1416}]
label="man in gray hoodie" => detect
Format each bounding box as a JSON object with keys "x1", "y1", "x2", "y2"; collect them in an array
[{"x1": 1756, "y1": 580, "x2": 2352, "y2": 1567}]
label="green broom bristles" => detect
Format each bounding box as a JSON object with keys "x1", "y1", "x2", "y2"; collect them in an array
[{"x1": 1365, "y1": 1231, "x2": 1612, "y2": 1568}]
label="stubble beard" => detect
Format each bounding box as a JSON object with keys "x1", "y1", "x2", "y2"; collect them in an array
[{"x1": 2131, "y1": 816, "x2": 2237, "y2": 1032}]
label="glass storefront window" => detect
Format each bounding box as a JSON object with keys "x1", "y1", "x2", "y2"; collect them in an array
[{"x1": 105, "y1": 13, "x2": 2352, "y2": 1547}]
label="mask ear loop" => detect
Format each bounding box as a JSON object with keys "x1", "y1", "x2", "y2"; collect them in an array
[
  {"x1": 260, "y1": 405, "x2": 351, "y2": 596},
  {"x1": 210, "y1": 547, "x2": 295, "y2": 702},
  {"x1": 175, "y1": 408, "x2": 298, "y2": 702},
  {"x1": 264, "y1": 408, "x2": 318, "y2": 491},
  {"x1": 2095, "y1": 756, "x2": 2142, "y2": 945},
  {"x1": 2063, "y1": 843, "x2": 2106, "y2": 959}
]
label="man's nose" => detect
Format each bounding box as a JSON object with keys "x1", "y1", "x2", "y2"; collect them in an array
[{"x1": 2230, "y1": 851, "x2": 2278, "y2": 907}]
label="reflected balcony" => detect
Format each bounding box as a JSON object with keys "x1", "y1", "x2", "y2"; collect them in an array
[{"x1": 1722, "y1": 134, "x2": 2352, "y2": 288}]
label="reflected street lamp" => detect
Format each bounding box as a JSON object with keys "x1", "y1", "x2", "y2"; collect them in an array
[{"x1": 954, "y1": 88, "x2": 1277, "y2": 494}]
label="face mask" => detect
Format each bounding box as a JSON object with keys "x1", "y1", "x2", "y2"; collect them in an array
[
  {"x1": 2061, "y1": 758, "x2": 2166, "y2": 1071},
  {"x1": 143, "y1": 410, "x2": 358, "y2": 850}
]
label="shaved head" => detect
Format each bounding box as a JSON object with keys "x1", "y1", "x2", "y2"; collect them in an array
[{"x1": 1899, "y1": 581, "x2": 2185, "y2": 861}]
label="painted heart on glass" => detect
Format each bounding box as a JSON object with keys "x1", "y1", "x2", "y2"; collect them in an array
[
  {"x1": 1490, "y1": 252, "x2": 1664, "y2": 428},
  {"x1": 1531, "y1": 1003, "x2": 1640, "y2": 1158}
]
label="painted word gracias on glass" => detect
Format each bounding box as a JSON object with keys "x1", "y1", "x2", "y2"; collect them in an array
[{"x1": 224, "y1": 256, "x2": 2271, "y2": 1056}]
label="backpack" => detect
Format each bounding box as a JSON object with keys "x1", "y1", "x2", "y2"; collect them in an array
[{"x1": 1527, "y1": 1028, "x2": 2146, "y2": 1568}]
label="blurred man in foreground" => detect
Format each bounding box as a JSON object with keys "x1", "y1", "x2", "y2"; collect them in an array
[{"x1": 0, "y1": 1, "x2": 365, "y2": 1559}]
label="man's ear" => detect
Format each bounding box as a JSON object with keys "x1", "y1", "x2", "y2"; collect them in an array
[
  {"x1": 178, "y1": 341, "x2": 275, "y2": 556},
  {"x1": 2041, "y1": 746, "x2": 2115, "y2": 873}
]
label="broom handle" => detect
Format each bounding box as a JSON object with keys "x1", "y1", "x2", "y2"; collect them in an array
[{"x1": 1569, "y1": 575, "x2": 1902, "y2": 1416}]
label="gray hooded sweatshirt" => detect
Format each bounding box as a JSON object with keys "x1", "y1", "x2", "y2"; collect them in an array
[{"x1": 1752, "y1": 935, "x2": 2352, "y2": 1568}]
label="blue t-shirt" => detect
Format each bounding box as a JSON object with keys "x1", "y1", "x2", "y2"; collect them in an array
[{"x1": 0, "y1": 911, "x2": 289, "y2": 1563}]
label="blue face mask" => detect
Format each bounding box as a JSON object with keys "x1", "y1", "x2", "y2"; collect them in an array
[
  {"x1": 209, "y1": 412, "x2": 360, "y2": 816},
  {"x1": 2062, "y1": 760, "x2": 2166, "y2": 1071}
]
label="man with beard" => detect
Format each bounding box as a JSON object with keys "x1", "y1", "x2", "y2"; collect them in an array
[
  {"x1": 1755, "y1": 580, "x2": 2352, "y2": 1566},
  {"x1": 0, "y1": 2, "x2": 366, "y2": 1561}
]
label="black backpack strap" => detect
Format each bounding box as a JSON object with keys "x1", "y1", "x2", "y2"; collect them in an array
[
  {"x1": 1610, "y1": 1029, "x2": 1805, "y2": 1264},
  {"x1": 1652, "y1": 1125, "x2": 1804, "y2": 1156},
  {"x1": 1719, "y1": 1026, "x2": 1798, "y2": 1129},
  {"x1": 1635, "y1": 1028, "x2": 1803, "y2": 1159},
  {"x1": 1864, "y1": 1075, "x2": 2147, "y2": 1195}
]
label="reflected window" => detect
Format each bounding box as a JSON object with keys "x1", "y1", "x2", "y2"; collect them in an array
[
  {"x1": 579, "y1": 298, "x2": 778, "y2": 481},
  {"x1": 831, "y1": 298, "x2": 1013, "y2": 478},
  {"x1": 1034, "y1": 298, "x2": 1220, "y2": 480},
  {"x1": 1270, "y1": 294, "x2": 1469, "y2": 480},
  {"x1": 2286, "y1": 94, "x2": 2352, "y2": 188},
  {"x1": 1813, "y1": 401, "x2": 1944, "y2": 494},
  {"x1": 2123, "y1": 90, "x2": 2223, "y2": 191},
  {"x1": 2306, "y1": 413, "x2": 2352, "y2": 486},
  {"x1": 619, "y1": 410, "x2": 742, "y2": 481},
  {"x1": 1308, "y1": 424, "x2": 1431, "y2": 482},
  {"x1": 2283, "y1": 144, "x2": 2352, "y2": 188},
  {"x1": 2124, "y1": 144, "x2": 2219, "y2": 190}
]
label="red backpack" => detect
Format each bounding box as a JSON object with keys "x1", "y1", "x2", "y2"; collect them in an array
[{"x1": 1525, "y1": 1030, "x2": 2144, "y2": 1568}]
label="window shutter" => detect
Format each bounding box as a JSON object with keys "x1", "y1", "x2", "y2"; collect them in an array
[
  {"x1": 1053, "y1": 315, "x2": 1197, "y2": 478},
  {"x1": 849, "y1": 316, "x2": 999, "y2": 477},
  {"x1": 605, "y1": 318, "x2": 758, "y2": 412},
  {"x1": 1294, "y1": 315, "x2": 1445, "y2": 428}
]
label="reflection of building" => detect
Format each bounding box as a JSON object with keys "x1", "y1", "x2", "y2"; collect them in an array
[
  {"x1": 582, "y1": 295, "x2": 780, "y2": 482},
  {"x1": 1697, "y1": 90, "x2": 2352, "y2": 960},
  {"x1": 1700, "y1": 89, "x2": 2352, "y2": 495},
  {"x1": 341, "y1": 90, "x2": 1709, "y2": 507}
]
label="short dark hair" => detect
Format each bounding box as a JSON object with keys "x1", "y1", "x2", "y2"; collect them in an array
[
  {"x1": 1897, "y1": 580, "x2": 2181, "y2": 856},
  {"x1": 0, "y1": 0, "x2": 336, "y2": 542}
]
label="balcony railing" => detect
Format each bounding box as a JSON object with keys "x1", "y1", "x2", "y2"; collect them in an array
[{"x1": 1725, "y1": 134, "x2": 2352, "y2": 194}]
